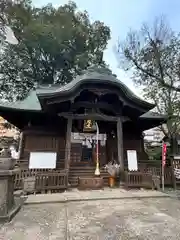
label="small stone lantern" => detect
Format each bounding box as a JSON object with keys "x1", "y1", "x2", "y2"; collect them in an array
[
  {"x1": 0, "y1": 142, "x2": 21, "y2": 222},
  {"x1": 0, "y1": 145, "x2": 16, "y2": 170}
]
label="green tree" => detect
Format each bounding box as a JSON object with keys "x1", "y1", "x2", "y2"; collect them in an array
[
  {"x1": 0, "y1": 0, "x2": 110, "y2": 100},
  {"x1": 117, "y1": 17, "x2": 180, "y2": 154},
  {"x1": 0, "y1": 0, "x2": 8, "y2": 43}
]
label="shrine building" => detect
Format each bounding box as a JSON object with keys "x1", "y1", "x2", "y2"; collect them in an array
[{"x1": 0, "y1": 65, "x2": 165, "y2": 187}]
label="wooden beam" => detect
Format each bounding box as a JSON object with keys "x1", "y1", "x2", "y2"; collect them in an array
[
  {"x1": 65, "y1": 117, "x2": 72, "y2": 170},
  {"x1": 121, "y1": 116, "x2": 131, "y2": 123},
  {"x1": 58, "y1": 112, "x2": 118, "y2": 122},
  {"x1": 70, "y1": 101, "x2": 119, "y2": 115},
  {"x1": 58, "y1": 112, "x2": 131, "y2": 123},
  {"x1": 117, "y1": 117, "x2": 124, "y2": 170}
]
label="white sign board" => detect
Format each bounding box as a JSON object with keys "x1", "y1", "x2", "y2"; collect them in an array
[
  {"x1": 29, "y1": 152, "x2": 57, "y2": 169},
  {"x1": 127, "y1": 150, "x2": 138, "y2": 171}
]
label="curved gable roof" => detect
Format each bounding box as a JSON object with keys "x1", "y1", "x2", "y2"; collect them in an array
[
  {"x1": 37, "y1": 65, "x2": 155, "y2": 110},
  {"x1": 0, "y1": 65, "x2": 155, "y2": 113}
]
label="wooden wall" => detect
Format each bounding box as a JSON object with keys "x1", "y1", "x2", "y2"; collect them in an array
[
  {"x1": 106, "y1": 130, "x2": 148, "y2": 167},
  {"x1": 123, "y1": 131, "x2": 148, "y2": 164},
  {"x1": 18, "y1": 120, "x2": 148, "y2": 169},
  {"x1": 20, "y1": 127, "x2": 66, "y2": 169}
]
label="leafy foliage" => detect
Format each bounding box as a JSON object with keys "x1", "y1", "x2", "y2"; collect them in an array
[
  {"x1": 0, "y1": 0, "x2": 8, "y2": 43},
  {"x1": 117, "y1": 17, "x2": 180, "y2": 146},
  {"x1": 0, "y1": 0, "x2": 110, "y2": 100}
]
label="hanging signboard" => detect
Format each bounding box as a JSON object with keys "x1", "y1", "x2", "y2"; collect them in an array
[{"x1": 83, "y1": 120, "x2": 96, "y2": 132}]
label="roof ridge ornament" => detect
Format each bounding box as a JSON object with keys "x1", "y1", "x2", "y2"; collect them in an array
[
  {"x1": 36, "y1": 83, "x2": 61, "y2": 90},
  {"x1": 82, "y1": 64, "x2": 117, "y2": 78}
]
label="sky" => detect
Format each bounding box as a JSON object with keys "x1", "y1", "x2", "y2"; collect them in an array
[{"x1": 32, "y1": 0, "x2": 180, "y2": 96}]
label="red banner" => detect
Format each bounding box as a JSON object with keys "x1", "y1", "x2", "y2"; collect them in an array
[{"x1": 162, "y1": 143, "x2": 167, "y2": 167}]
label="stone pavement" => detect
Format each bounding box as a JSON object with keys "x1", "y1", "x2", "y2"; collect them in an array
[
  {"x1": 24, "y1": 188, "x2": 170, "y2": 204},
  {"x1": 0, "y1": 197, "x2": 180, "y2": 239}
]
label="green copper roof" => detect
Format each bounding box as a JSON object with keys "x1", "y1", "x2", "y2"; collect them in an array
[
  {"x1": 140, "y1": 111, "x2": 167, "y2": 120},
  {"x1": 0, "y1": 65, "x2": 155, "y2": 112},
  {"x1": 0, "y1": 91, "x2": 41, "y2": 111},
  {"x1": 37, "y1": 65, "x2": 155, "y2": 109},
  {"x1": 0, "y1": 86, "x2": 63, "y2": 111},
  {"x1": 36, "y1": 85, "x2": 60, "y2": 94}
]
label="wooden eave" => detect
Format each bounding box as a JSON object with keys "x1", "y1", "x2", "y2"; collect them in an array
[{"x1": 37, "y1": 78, "x2": 155, "y2": 113}]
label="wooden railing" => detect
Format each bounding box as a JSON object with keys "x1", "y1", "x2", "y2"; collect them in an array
[
  {"x1": 14, "y1": 164, "x2": 175, "y2": 192},
  {"x1": 139, "y1": 166, "x2": 173, "y2": 186},
  {"x1": 124, "y1": 171, "x2": 153, "y2": 189},
  {"x1": 35, "y1": 172, "x2": 67, "y2": 192},
  {"x1": 123, "y1": 165, "x2": 173, "y2": 189},
  {"x1": 14, "y1": 169, "x2": 68, "y2": 192}
]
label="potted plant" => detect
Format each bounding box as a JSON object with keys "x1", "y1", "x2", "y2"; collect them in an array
[{"x1": 104, "y1": 161, "x2": 120, "y2": 187}]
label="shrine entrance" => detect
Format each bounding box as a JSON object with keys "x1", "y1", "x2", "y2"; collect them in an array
[
  {"x1": 71, "y1": 131, "x2": 107, "y2": 165},
  {"x1": 69, "y1": 119, "x2": 110, "y2": 188}
]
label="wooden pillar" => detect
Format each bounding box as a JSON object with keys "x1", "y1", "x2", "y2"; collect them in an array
[
  {"x1": 65, "y1": 117, "x2": 72, "y2": 170},
  {"x1": 117, "y1": 117, "x2": 124, "y2": 171},
  {"x1": 18, "y1": 132, "x2": 24, "y2": 159}
]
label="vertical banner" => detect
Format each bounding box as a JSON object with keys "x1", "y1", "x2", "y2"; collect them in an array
[
  {"x1": 95, "y1": 122, "x2": 100, "y2": 176},
  {"x1": 161, "y1": 142, "x2": 167, "y2": 191},
  {"x1": 162, "y1": 143, "x2": 167, "y2": 167}
]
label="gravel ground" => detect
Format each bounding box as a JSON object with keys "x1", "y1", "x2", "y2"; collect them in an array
[{"x1": 0, "y1": 197, "x2": 180, "y2": 240}]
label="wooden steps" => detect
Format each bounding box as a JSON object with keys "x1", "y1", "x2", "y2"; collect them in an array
[{"x1": 69, "y1": 165, "x2": 109, "y2": 187}]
